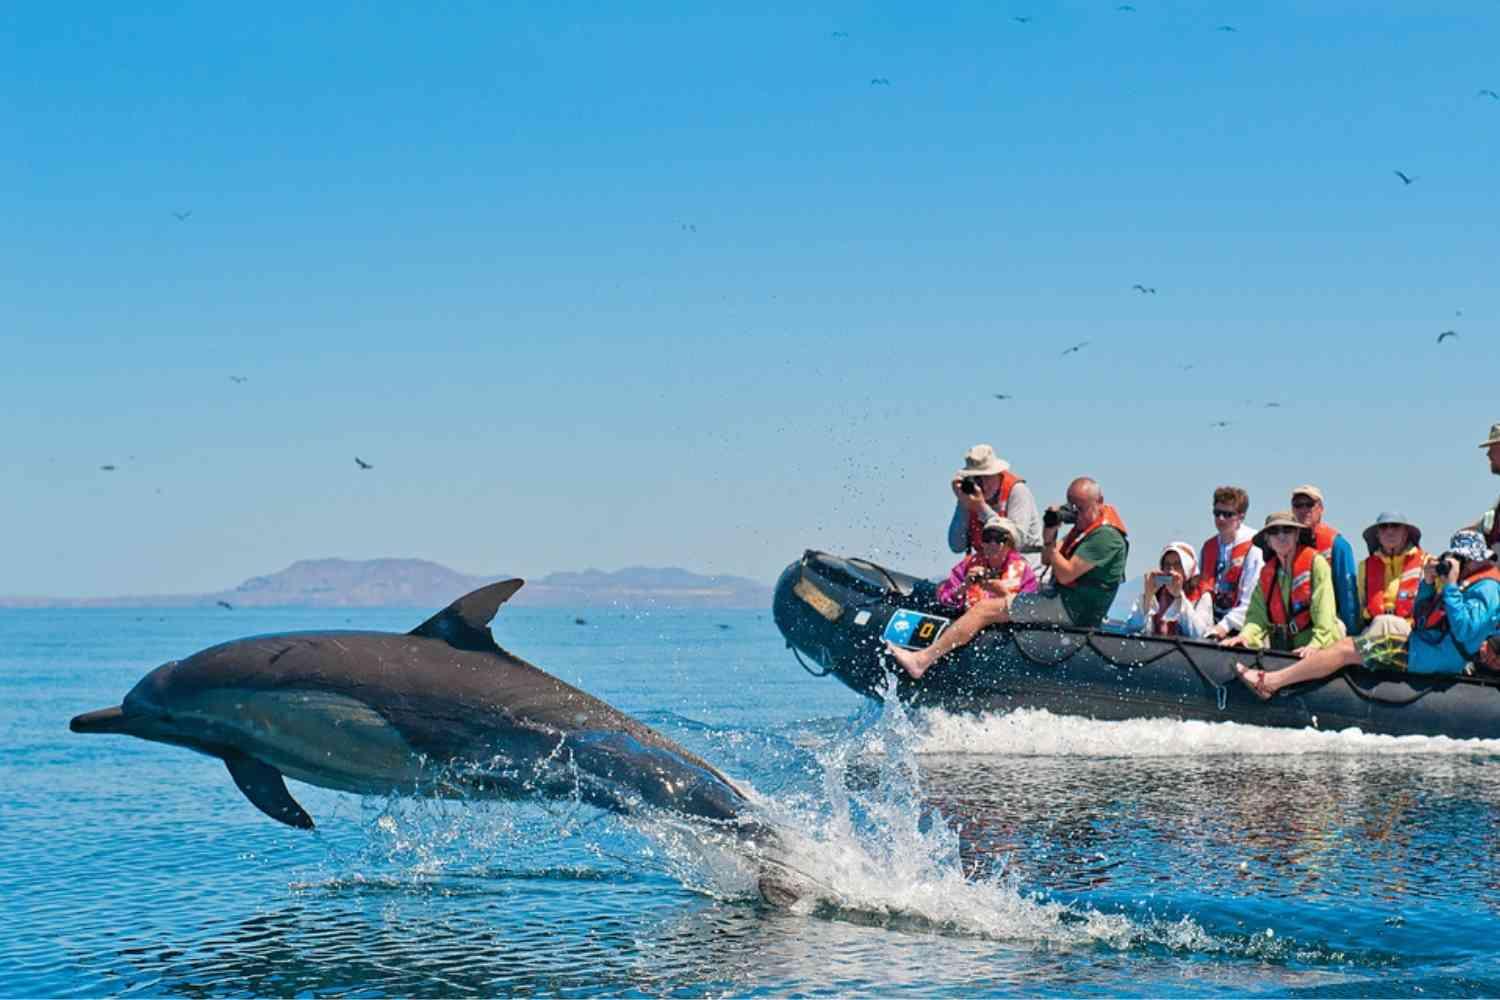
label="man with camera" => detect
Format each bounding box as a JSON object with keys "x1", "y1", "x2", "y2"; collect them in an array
[
  {"x1": 1033, "y1": 476, "x2": 1129, "y2": 628},
  {"x1": 887, "y1": 477, "x2": 1125, "y2": 680},
  {"x1": 948, "y1": 444, "x2": 1043, "y2": 566},
  {"x1": 1236, "y1": 529, "x2": 1500, "y2": 698}
]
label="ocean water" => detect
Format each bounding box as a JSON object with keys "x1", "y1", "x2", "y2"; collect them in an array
[{"x1": 5, "y1": 605, "x2": 1500, "y2": 996}]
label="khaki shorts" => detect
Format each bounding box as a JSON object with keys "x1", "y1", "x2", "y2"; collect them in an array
[
  {"x1": 1354, "y1": 633, "x2": 1409, "y2": 672},
  {"x1": 1360, "y1": 614, "x2": 1412, "y2": 640}
]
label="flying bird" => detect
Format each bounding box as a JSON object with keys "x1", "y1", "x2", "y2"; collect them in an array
[
  {"x1": 869, "y1": 77, "x2": 891, "y2": 86},
  {"x1": 355, "y1": 457, "x2": 373, "y2": 470},
  {"x1": 1117, "y1": 4, "x2": 1136, "y2": 10},
  {"x1": 1394, "y1": 170, "x2": 1416, "y2": 185},
  {"x1": 1437, "y1": 330, "x2": 1458, "y2": 343},
  {"x1": 1013, "y1": 16, "x2": 1032, "y2": 23},
  {"x1": 829, "y1": 31, "x2": 849, "y2": 39},
  {"x1": 680, "y1": 223, "x2": 697, "y2": 232},
  {"x1": 1216, "y1": 24, "x2": 1236, "y2": 32},
  {"x1": 1263, "y1": 402, "x2": 1282, "y2": 408},
  {"x1": 1060, "y1": 342, "x2": 1089, "y2": 357},
  {"x1": 1478, "y1": 89, "x2": 1499, "y2": 100},
  {"x1": 1131, "y1": 284, "x2": 1157, "y2": 294},
  {"x1": 172, "y1": 211, "x2": 192, "y2": 222},
  {"x1": 100, "y1": 464, "x2": 116, "y2": 471},
  {"x1": 1209, "y1": 421, "x2": 1232, "y2": 429},
  {"x1": 993, "y1": 393, "x2": 1013, "y2": 401},
  {"x1": 717, "y1": 623, "x2": 732, "y2": 630},
  {"x1": 228, "y1": 375, "x2": 248, "y2": 383},
  {"x1": 574, "y1": 617, "x2": 588, "y2": 626},
  {"x1": 216, "y1": 600, "x2": 234, "y2": 610}
]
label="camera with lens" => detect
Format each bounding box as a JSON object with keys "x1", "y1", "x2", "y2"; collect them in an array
[
  {"x1": 960, "y1": 477, "x2": 980, "y2": 496},
  {"x1": 1043, "y1": 503, "x2": 1079, "y2": 529},
  {"x1": 1436, "y1": 553, "x2": 1461, "y2": 579}
]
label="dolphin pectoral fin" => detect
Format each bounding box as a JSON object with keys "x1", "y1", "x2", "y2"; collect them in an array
[
  {"x1": 223, "y1": 752, "x2": 314, "y2": 829},
  {"x1": 408, "y1": 578, "x2": 525, "y2": 652}
]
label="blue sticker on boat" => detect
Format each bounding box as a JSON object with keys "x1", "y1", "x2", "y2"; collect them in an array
[{"x1": 882, "y1": 609, "x2": 951, "y2": 650}]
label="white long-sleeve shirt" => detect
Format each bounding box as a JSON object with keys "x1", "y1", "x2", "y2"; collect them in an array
[
  {"x1": 1123, "y1": 588, "x2": 1215, "y2": 639},
  {"x1": 1204, "y1": 525, "x2": 1264, "y2": 633}
]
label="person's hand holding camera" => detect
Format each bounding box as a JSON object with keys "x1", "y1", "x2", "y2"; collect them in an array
[
  {"x1": 1422, "y1": 554, "x2": 1439, "y2": 585},
  {"x1": 952, "y1": 477, "x2": 986, "y2": 512},
  {"x1": 1164, "y1": 568, "x2": 1185, "y2": 598},
  {"x1": 1437, "y1": 553, "x2": 1462, "y2": 586}
]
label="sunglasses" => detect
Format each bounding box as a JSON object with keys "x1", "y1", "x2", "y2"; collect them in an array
[
  {"x1": 980, "y1": 532, "x2": 1012, "y2": 545},
  {"x1": 1265, "y1": 526, "x2": 1299, "y2": 537},
  {"x1": 1291, "y1": 499, "x2": 1318, "y2": 509},
  {"x1": 1212, "y1": 509, "x2": 1240, "y2": 519}
]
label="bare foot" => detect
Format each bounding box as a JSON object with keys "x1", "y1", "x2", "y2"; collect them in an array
[
  {"x1": 1235, "y1": 662, "x2": 1271, "y2": 701},
  {"x1": 884, "y1": 641, "x2": 929, "y2": 680}
]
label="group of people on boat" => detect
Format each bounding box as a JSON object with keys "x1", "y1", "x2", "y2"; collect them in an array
[{"x1": 885, "y1": 427, "x2": 1500, "y2": 700}]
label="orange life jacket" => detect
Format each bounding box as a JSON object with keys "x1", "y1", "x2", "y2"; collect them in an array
[
  {"x1": 1060, "y1": 504, "x2": 1128, "y2": 559},
  {"x1": 1200, "y1": 535, "x2": 1253, "y2": 612},
  {"x1": 1310, "y1": 522, "x2": 1340, "y2": 562},
  {"x1": 1150, "y1": 576, "x2": 1210, "y2": 636},
  {"x1": 1259, "y1": 545, "x2": 1318, "y2": 634},
  {"x1": 1421, "y1": 565, "x2": 1500, "y2": 631},
  {"x1": 965, "y1": 470, "x2": 1025, "y2": 552},
  {"x1": 1363, "y1": 548, "x2": 1425, "y2": 622}
]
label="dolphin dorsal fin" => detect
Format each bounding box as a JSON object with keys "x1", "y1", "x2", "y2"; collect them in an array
[{"x1": 408, "y1": 579, "x2": 524, "y2": 652}]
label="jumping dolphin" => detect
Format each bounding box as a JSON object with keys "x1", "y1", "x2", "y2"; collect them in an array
[{"x1": 70, "y1": 580, "x2": 755, "y2": 838}]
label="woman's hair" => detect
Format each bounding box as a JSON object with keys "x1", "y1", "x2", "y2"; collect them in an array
[{"x1": 1213, "y1": 485, "x2": 1249, "y2": 515}]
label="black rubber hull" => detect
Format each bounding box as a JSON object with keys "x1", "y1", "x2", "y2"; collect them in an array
[{"x1": 773, "y1": 550, "x2": 1500, "y2": 740}]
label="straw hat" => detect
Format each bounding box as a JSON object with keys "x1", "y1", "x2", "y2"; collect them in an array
[
  {"x1": 956, "y1": 444, "x2": 1010, "y2": 478},
  {"x1": 1479, "y1": 422, "x2": 1500, "y2": 449},
  {"x1": 1361, "y1": 512, "x2": 1422, "y2": 555}
]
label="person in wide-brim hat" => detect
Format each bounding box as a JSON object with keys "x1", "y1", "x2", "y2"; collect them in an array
[
  {"x1": 1361, "y1": 512, "x2": 1422, "y2": 555},
  {"x1": 1251, "y1": 511, "x2": 1314, "y2": 551}
]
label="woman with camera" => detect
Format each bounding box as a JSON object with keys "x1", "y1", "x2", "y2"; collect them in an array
[
  {"x1": 935, "y1": 515, "x2": 1039, "y2": 611},
  {"x1": 1122, "y1": 542, "x2": 1214, "y2": 638},
  {"x1": 1219, "y1": 511, "x2": 1342, "y2": 654},
  {"x1": 1236, "y1": 530, "x2": 1500, "y2": 698}
]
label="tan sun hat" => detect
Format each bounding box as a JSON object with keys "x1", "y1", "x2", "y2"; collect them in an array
[
  {"x1": 1479, "y1": 422, "x2": 1500, "y2": 448},
  {"x1": 1290, "y1": 484, "x2": 1324, "y2": 504},
  {"x1": 1253, "y1": 510, "x2": 1313, "y2": 549},
  {"x1": 956, "y1": 444, "x2": 1010, "y2": 478}
]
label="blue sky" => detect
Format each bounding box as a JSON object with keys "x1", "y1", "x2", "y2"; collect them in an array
[{"x1": 4, "y1": 1, "x2": 1498, "y2": 597}]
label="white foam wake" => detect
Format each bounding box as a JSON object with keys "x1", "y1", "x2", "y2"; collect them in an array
[{"x1": 904, "y1": 707, "x2": 1500, "y2": 758}]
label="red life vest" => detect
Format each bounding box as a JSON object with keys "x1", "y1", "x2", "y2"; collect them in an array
[
  {"x1": 1421, "y1": 565, "x2": 1500, "y2": 631},
  {"x1": 1259, "y1": 545, "x2": 1318, "y2": 634},
  {"x1": 1150, "y1": 576, "x2": 1210, "y2": 636},
  {"x1": 965, "y1": 470, "x2": 1025, "y2": 552},
  {"x1": 1060, "y1": 504, "x2": 1128, "y2": 559},
  {"x1": 1363, "y1": 548, "x2": 1425, "y2": 622},
  {"x1": 1310, "y1": 522, "x2": 1339, "y2": 561},
  {"x1": 1200, "y1": 535, "x2": 1253, "y2": 612}
]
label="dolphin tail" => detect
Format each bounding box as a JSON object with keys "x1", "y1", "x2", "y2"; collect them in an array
[{"x1": 223, "y1": 751, "x2": 314, "y2": 829}]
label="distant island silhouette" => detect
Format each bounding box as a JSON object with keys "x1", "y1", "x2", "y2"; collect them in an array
[{"x1": 0, "y1": 558, "x2": 773, "y2": 610}]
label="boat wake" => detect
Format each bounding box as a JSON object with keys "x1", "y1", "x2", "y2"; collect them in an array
[{"x1": 904, "y1": 706, "x2": 1500, "y2": 757}]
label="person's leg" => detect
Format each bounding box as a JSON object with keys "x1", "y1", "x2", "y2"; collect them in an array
[
  {"x1": 1235, "y1": 637, "x2": 1360, "y2": 699},
  {"x1": 886, "y1": 598, "x2": 1012, "y2": 679}
]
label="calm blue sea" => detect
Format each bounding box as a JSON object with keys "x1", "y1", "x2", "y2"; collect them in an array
[{"x1": 5, "y1": 605, "x2": 1500, "y2": 997}]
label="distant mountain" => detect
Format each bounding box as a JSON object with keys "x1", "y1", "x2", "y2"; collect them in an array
[{"x1": 0, "y1": 558, "x2": 773, "y2": 610}]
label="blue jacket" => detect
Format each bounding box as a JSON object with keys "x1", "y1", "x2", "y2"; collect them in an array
[
  {"x1": 1327, "y1": 532, "x2": 1360, "y2": 637},
  {"x1": 1406, "y1": 577, "x2": 1500, "y2": 674}
]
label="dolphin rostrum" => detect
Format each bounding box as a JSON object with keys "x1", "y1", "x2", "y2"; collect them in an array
[{"x1": 70, "y1": 580, "x2": 756, "y2": 839}]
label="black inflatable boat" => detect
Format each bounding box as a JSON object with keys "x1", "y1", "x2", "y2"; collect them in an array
[{"x1": 773, "y1": 550, "x2": 1500, "y2": 740}]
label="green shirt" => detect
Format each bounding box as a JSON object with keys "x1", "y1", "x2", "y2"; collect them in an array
[
  {"x1": 1238, "y1": 551, "x2": 1341, "y2": 651},
  {"x1": 1059, "y1": 526, "x2": 1128, "y2": 627}
]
